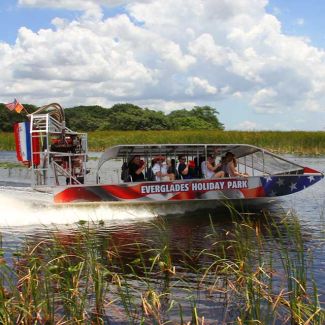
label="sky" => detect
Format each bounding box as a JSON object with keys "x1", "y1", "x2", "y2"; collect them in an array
[{"x1": 0, "y1": 0, "x2": 325, "y2": 131}]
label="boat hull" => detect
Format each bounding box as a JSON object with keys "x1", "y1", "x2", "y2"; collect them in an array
[{"x1": 54, "y1": 174, "x2": 323, "y2": 204}]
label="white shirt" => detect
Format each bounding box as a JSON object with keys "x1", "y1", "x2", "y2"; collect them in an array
[
  {"x1": 201, "y1": 161, "x2": 215, "y2": 179},
  {"x1": 152, "y1": 162, "x2": 168, "y2": 181},
  {"x1": 201, "y1": 161, "x2": 207, "y2": 178}
]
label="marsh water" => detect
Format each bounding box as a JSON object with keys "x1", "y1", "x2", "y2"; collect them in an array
[{"x1": 0, "y1": 151, "x2": 324, "y2": 323}]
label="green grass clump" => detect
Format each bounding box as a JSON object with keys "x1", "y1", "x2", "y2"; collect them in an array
[
  {"x1": 203, "y1": 207, "x2": 324, "y2": 324},
  {"x1": 0, "y1": 133, "x2": 15, "y2": 151},
  {"x1": 87, "y1": 130, "x2": 325, "y2": 155},
  {"x1": 0, "y1": 207, "x2": 324, "y2": 324},
  {"x1": 0, "y1": 162, "x2": 24, "y2": 169}
]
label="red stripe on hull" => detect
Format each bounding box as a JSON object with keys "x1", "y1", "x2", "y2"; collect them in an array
[{"x1": 54, "y1": 187, "x2": 103, "y2": 203}]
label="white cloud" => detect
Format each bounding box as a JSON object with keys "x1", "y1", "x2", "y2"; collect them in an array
[
  {"x1": 186, "y1": 77, "x2": 217, "y2": 96},
  {"x1": 235, "y1": 120, "x2": 258, "y2": 130},
  {"x1": 135, "y1": 99, "x2": 196, "y2": 113},
  {"x1": 19, "y1": 0, "x2": 129, "y2": 10},
  {"x1": 19, "y1": 0, "x2": 103, "y2": 19},
  {"x1": 0, "y1": 0, "x2": 324, "y2": 127},
  {"x1": 251, "y1": 88, "x2": 279, "y2": 113},
  {"x1": 18, "y1": 0, "x2": 151, "y2": 17},
  {"x1": 189, "y1": 33, "x2": 231, "y2": 66}
]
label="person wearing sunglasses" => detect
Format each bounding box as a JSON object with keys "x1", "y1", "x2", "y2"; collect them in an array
[{"x1": 177, "y1": 155, "x2": 194, "y2": 179}]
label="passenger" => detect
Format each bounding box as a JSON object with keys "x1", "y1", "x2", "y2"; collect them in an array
[
  {"x1": 220, "y1": 156, "x2": 229, "y2": 177},
  {"x1": 201, "y1": 159, "x2": 207, "y2": 178},
  {"x1": 152, "y1": 156, "x2": 174, "y2": 181},
  {"x1": 121, "y1": 161, "x2": 129, "y2": 182},
  {"x1": 128, "y1": 155, "x2": 145, "y2": 182},
  {"x1": 201, "y1": 155, "x2": 223, "y2": 178},
  {"x1": 224, "y1": 152, "x2": 248, "y2": 177},
  {"x1": 167, "y1": 158, "x2": 178, "y2": 180},
  {"x1": 204, "y1": 154, "x2": 225, "y2": 179},
  {"x1": 192, "y1": 157, "x2": 200, "y2": 178},
  {"x1": 178, "y1": 155, "x2": 195, "y2": 179},
  {"x1": 145, "y1": 159, "x2": 155, "y2": 181},
  {"x1": 188, "y1": 160, "x2": 197, "y2": 177},
  {"x1": 200, "y1": 156, "x2": 206, "y2": 177}
]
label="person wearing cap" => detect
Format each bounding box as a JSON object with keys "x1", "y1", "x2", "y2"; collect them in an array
[{"x1": 152, "y1": 156, "x2": 174, "y2": 181}]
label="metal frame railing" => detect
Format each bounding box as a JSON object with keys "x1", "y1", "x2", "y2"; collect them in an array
[{"x1": 29, "y1": 105, "x2": 88, "y2": 188}]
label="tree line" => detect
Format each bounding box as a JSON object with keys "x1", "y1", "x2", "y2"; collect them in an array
[{"x1": 0, "y1": 103, "x2": 224, "y2": 132}]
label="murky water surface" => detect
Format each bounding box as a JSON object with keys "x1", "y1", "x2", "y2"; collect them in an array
[{"x1": 0, "y1": 151, "x2": 324, "y2": 323}]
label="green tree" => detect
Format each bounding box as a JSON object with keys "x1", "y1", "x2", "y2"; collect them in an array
[
  {"x1": 0, "y1": 102, "x2": 225, "y2": 132},
  {"x1": 170, "y1": 116, "x2": 213, "y2": 130},
  {"x1": 167, "y1": 106, "x2": 224, "y2": 130},
  {"x1": 192, "y1": 106, "x2": 224, "y2": 130},
  {"x1": 108, "y1": 104, "x2": 169, "y2": 130},
  {"x1": 65, "y1": 105, "x2": 110, "y2": 131},
  {"x1": 0, "y1": 104, "x2": 31, "y2": 131}
]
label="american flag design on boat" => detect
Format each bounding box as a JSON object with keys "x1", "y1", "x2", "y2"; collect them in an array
[
  {"x1": 54, "y1": 174, "x2": 323, "y2": 204},
  {"x1": 260, "y1": 174, "x2": 323, "y2": 197}
]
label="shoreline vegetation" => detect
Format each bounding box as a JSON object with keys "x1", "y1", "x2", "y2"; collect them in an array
[
  {"x1": 1, "y1": 130, "x2": 325, "y2": 155},
  {"x1": 0, "y1": 210, "x2": 324, "y2": 324},
  {"x1": 0, "y1": 104, "x2": 225, "y2": 132}
]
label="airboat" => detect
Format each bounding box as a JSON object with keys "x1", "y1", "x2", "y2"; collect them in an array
[{"x1": 13, "y1": 103, "x2": 323, "y2": 205}]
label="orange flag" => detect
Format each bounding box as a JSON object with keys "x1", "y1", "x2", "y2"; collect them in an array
[{"x1": 5, "y1": 99, "x2": 25, "y2": 113}]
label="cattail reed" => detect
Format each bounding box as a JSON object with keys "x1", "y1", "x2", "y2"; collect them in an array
[{"x1": 0, "y1": 207, "x2": 324, "y2": 323}]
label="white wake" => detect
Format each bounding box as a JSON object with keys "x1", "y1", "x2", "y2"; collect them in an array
[
  {"x1": 0, "y1": 185, "x2": 221, "y2": 228},
  {"x1": 0, "y1": 186, "x2": 157, "y2": 227}
]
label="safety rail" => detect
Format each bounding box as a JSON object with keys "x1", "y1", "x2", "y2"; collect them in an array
[
  {"x1": 28, "y1": 103, "x2": 88, "y2": 188},
  {"x1": 52, "y1": 160, "x2": 82, "y2": 185}
]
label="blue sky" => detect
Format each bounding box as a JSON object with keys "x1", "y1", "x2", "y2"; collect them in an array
[
  {"x1": 0, "y1": 0, "x2": 324, "y2": 130},
  {"x1": 267, "y1": 0, "x2": 325, "y2": 48},
  {"x1": 0, "y1": 1, "x2": 127, "y2": 44},
  {"x1": 0, "y1": 1, "x2": 71, "y2": 44}
]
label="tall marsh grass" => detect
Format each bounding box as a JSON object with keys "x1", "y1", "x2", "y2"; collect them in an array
[
  {"x1": 1, "y1": 130, "x2": 325, "y2": 154},
  {"x1": 0, "y1": 208, "x2": 324, "y2": 324},
  {"x1": 88, "y1": 130, "x2": 325, "y2": 155}
]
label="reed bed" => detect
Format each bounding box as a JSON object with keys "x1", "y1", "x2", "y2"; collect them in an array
[
  {"x1": 88, "y1": 130, "x2": 325, "y2": 155},
  {"x1": 0, "y1": 133, "x2": 14, "y2": 152},
  {"x1": 1, "y1": 130, "x2": 325, "y2": 155},
  {"x1": 0, "y1": 208, "x2": 324, "y2": 324},
  {"x1": 0, "y1": 162, "x2": 23, "y2": 168}
]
